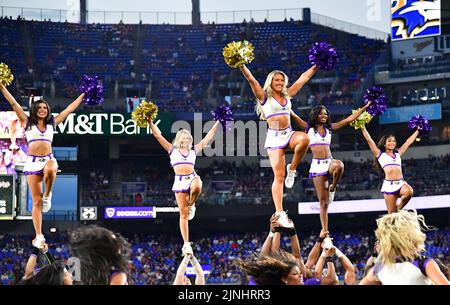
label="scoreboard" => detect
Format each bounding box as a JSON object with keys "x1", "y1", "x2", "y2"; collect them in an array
[{"x1": 0, "y1": 175, "x2": 15, "y2": 220}]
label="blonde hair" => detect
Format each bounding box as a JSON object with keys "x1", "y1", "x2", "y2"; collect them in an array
[
  {"x1": 256, "y1": 70, "x2": 290, "y2": 120},
  {"x1": 375, "y1": 210, "x2": 433, "y2": 266},
  {"x1": 172, "y1": 129, "x2": 193, "y2": 150}
]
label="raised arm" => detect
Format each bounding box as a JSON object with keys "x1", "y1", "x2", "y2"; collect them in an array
[
  {"x1": 315, "y1": 247, "x2": 339, "y2": 285},
  {"x1": 335, "y1": 247, "x2": 356, "y2": 285},
  {"x1": 305, "y1": 230, "x2": 328, "y2": 270},
  {"x1": 290, "y1": 110, "x2": 308, "y2": 130},
  {"x1": 54, "y1": 93, "x2": 85, "y2": 126},
  {"x1": 287, "y1": 65, "x2": 318, "y2": 97},
  {"x1": 194, "y1": 121, "x2": 220, "y2": 153},
  {"x1": 0, "y1": 83, "x2": 27, "y2": 123},
  {"x1": 398, "y1": 128, "x2": 420, "y2": 156},
  {"x1": 361, "y1": 125, "x2": 380, "y2": 158},
  {"x1": 288, "y1": 229, "x2": 307, "y2": 278},
  {"x1": 260, "y1": 214, "x2": 280, "y2": 256},
  {"x1": 239, "y1": 64, "x2": 265, "y2": 101},
  {"x1": 425, "y1": 260, "x2": 450, "y2": 285},
  {"x1": 148, "y1": 119, "x2": 172, "y2": 152},
  {"x1": 320, "y1": 261, "x2": 339, "y2": 285},
  {"x1": 23, "y1": 247, "x2": 40, "y2": 280},
  {"x1": 332, "y1": 102, "x2": 371, "y2": 130},
  {"x1": 190, "y1": 255, "x2": 206, "y2": 285},
  {"x1": 173, "y1": 255, "x2": 191, "y2": 285}
]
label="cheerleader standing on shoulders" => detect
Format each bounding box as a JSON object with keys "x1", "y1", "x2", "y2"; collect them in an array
[
  {"x1": 148, "y1": 117, "x2": 219, "y2": 256},
  {"x1": 290, "y1": 102, "x2": 372, "y2": 232},
  {"x1": 239, "y1": 64, "x2": 316, "y2": 227},
  {"x1": 360, "y1": 124, "x2": 418, "y2": 213},
  {"x1": 0, "y1": 82, "x2": 85, "y2": 248}
]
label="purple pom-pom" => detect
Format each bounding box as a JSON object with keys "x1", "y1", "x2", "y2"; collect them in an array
[
  {"x1": 79, "y1": 75, "x2": 104, "y2": 106},
  {"x1": 364, "y1": 86, "x2": 388, "y2": 116},
  {"x1": 408, "y1": 115, "x2": 431, "y2": 139},
  {"x1": 308, "y1": 42, "x2": 337, "y2": 71},
  {"x1": 212, "y1": 105, "x2": 234, "y2": 131}
]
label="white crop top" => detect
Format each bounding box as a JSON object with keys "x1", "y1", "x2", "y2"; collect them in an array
[
  {"x1": 377, "y1": 151, "x2": 401, "y2": 169},
  {"x1": 24, "y1": 117, "x2": 55, "y2": 144},
  {"x1": 306, "y1": 125, "x2": 332, "y2": 147},
  {"x1": 260, "y1": 94, "x2": 292, "y2": 120},
  {"x1": 375, "y1": 261, "x2": 433, "y2": 285},
  {"x1": 169, "y1": 148, "x2": 196, "y2": 167}
]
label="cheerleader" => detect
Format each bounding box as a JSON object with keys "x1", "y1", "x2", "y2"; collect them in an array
[
  {"x1": 237, "y1": 250, "x2": 304, "y2": 285},
  {"x1": 148, "y1": 118, "x2": 219, "y2": 256},
  {"x1": 360, "y1": 124, "x2": 418, "y2": 213},
  {"x1": 69, "y1": 225, "x2": 130, "y2": 285},
  {"x1": 0, "y1": 82, "x2": 85, "y2": 249},
  {"x1": 239, "y1": 64, "x2": 316, "y2": 227},
  {"x1": 291, "y1": 103, "x2": 371, "y2": 231},
  {"x1": 360, "y1": 210, "x2": 449, "y2": 285}
]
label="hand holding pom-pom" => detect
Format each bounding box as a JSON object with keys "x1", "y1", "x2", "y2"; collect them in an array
[
  {"x1": 212, "y1": 105, "x2": 234, "y2": 132},
  {"x1": 0, "y1": 63, "x2": 14, "y2": 86},
  {"x1": 132, "y1": 100, "x2": 159, "y2": 128},
  {"x1": 223, "y1": 41, "x2": 255, "y2": 68},
  {"x1": 408, "y1": 115, "x2": 431, "y2": 141},
  {"x1": 350, "y1": 109, "x2": 373, "y2": 130},
  {"x1": 79, "y1": 75, "x2": 104, "y2": 106},
  {"x1": 308, "y1": 42, "x2": 337, "y2": 71},
  {"x1": 364, "y1": 86, "x2": 388, "y2": 116}
]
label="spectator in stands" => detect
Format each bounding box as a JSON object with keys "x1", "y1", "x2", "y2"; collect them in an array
[
  {"x1": 128, "y1": 98, "x2": 133, "y2": 112},
  {"x1": 147, "y1": 117, "x2": 219, "y2": 257},
  {"x1": 360, "y1": 124, "x2": 419, "y2": 213},
  {"x1": 290, "y1": 103, "x2": 372, "y2": 233},
  {"x1": 69, "y1": 225, "x2": 130, "y2": 285},
  {"x1": 238, "y1": 64, "x2": 316, "y2": 228},
  {"x1": 360, "y1": 210, "x2": 449, "y2": 285}
]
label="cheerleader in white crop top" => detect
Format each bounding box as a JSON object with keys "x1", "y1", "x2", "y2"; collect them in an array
[
  {"x1": 291, "y1": 104, "x2": 372, "y2": 233},
  {"x1": 361, "y1": 124, "x2": 420, "y2": 214},
  {"x1": 360, "y1": 210, "x2": 449, "y2": 285},
  {"x1": 148, "y1": 118, "x2": 219, "y2": 257},
  {"x1": 1, "y1": 81, "x2": 85, "y2": 250},
  {"x1": 239, "y1": 64, "x2": 316, "y2": 228}
]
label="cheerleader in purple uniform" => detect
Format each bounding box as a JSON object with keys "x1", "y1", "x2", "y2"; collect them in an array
[
  {"x1": 291, "y1": 102, "x2": 371, "y2": 232},
  {"x1": 148, "y1": 118, "x2": 219, "y2": 256},
  {"x1": 360, "y1": 124, "x2": 419, "y2": 213},
  {"x1": 1, "y1": 82, "x2": 85, "y2": 249}
]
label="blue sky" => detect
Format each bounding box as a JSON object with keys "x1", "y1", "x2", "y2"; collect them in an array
[{"x1": 0, "y1": 0, "x2": 390, "y2": 32}]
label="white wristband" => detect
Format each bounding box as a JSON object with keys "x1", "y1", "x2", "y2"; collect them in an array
[{"x1": 268, "y1": 232, "x2": 275, "y2": 238}]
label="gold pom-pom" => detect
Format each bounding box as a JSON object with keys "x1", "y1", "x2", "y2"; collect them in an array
[
  {"x1": 223, "y1": 40, "x2": 255, "y2": 68},
  {"x1": 131, "y1": 100, "x2": 158, "y2": 128},
  {"x1": 0, "y1": 63, "x2": 14, "y2": 86},
  {"x1": 350, "y1": 109, "x2": 373, "y2": 130}
]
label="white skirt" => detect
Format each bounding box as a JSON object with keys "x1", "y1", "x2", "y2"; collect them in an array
[
  {"x1": 381, "y1": 179, "x2": 406, "y2": 194},
  {"x1": 309, "y1": 157, "x2": 333, "y2": 178},
  {"x1": 23, "y1": 154, "x2": 58, "y2": 175},
  {"x1": 172, "y1": 172, "x2": 199, "y2": 193},
  {"x1": 264, "y1": 126, "x2": 294, "y2": 150}
]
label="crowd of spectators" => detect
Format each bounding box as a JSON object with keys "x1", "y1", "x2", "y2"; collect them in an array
[
  {"x1": 79, "y1": 154, "x2": 450, "y2": 207},
  {"x1": 0, "y1": 17, "x2": 386, "y2": 112}
]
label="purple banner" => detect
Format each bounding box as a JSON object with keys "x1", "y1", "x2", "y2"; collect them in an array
[{"x1": 104, "y1": 206, "x2": 156, "y2": 219}]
